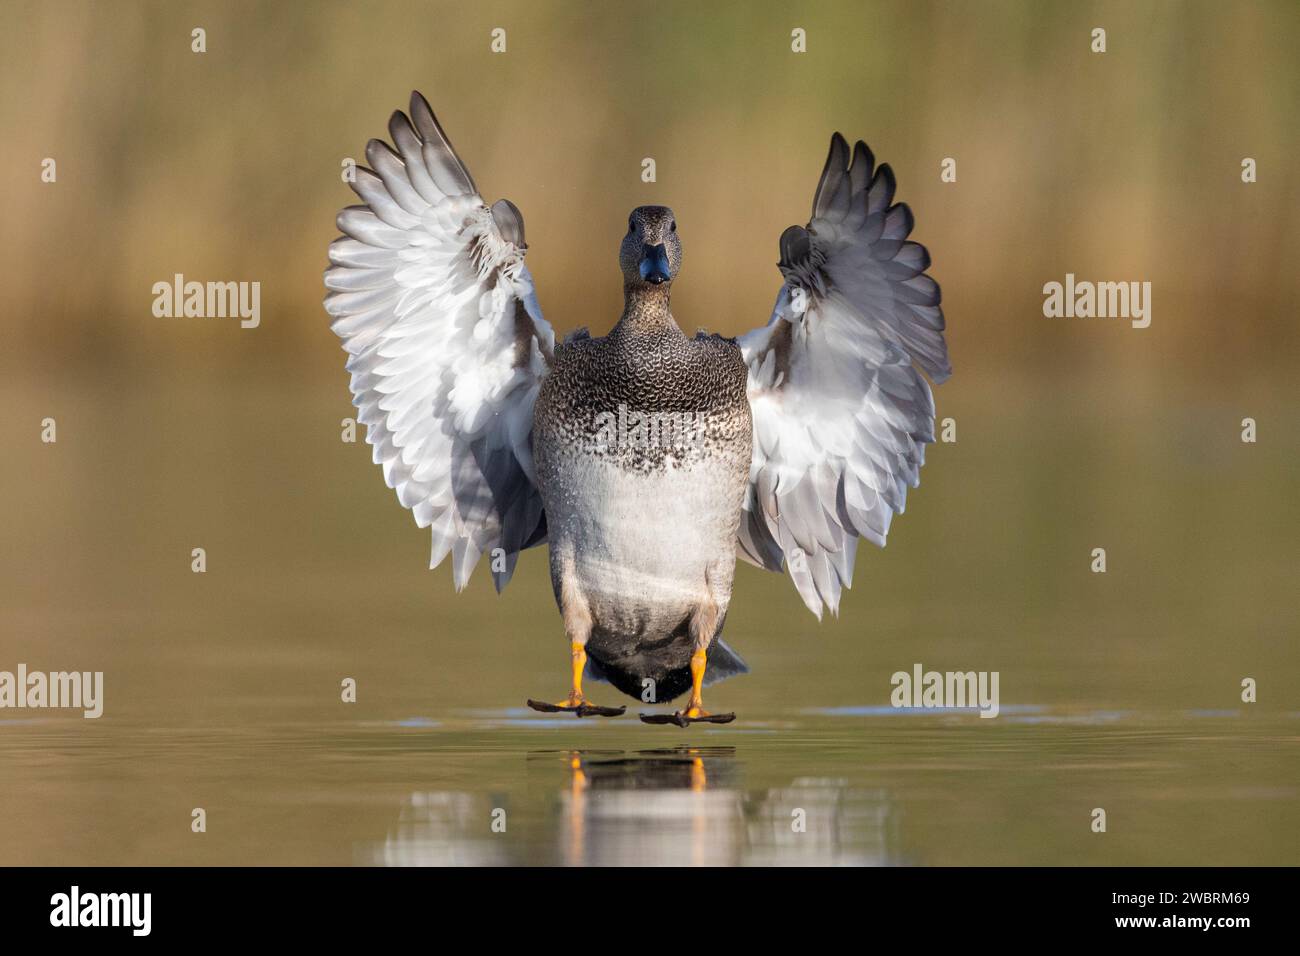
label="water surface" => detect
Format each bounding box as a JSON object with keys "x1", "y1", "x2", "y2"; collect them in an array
[
  {"x1": 1, "y1": 379, "x2": 1295, "y2": 866},
  {"x1": 1, "y1": 708, "x2": 1295, "y2": 865}
]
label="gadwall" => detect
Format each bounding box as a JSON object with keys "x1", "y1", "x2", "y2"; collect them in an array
[{"x1": 325, "y1": 93, "x2": 950, "y2": 726}]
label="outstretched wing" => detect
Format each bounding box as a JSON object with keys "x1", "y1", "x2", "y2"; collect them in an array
[
  {"x1": 737, "y1": 134, "x2": 950, "y2": 618},
  {"x1": 325, "y1": 92, "x2": 554, "y2": 591}
]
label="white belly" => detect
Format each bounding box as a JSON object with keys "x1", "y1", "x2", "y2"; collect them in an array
[{"x1": 545, "y1": 452, "x2": 743, "y2": 631}]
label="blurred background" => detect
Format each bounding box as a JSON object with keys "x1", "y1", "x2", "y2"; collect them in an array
[{"x1": 0, "y1": 0, "x2": 1296, "y2": 866}]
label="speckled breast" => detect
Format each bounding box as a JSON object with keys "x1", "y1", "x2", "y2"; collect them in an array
[{"x1": 533, "y1": 330, "x2": 753, "y2": 621}]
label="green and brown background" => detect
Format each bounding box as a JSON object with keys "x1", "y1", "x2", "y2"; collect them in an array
[{"x1": 0, "y1": 0, "x2": 1296, "y2": 864}]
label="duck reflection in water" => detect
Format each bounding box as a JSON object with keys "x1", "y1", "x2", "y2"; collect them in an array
[
  {"x1": 370, "y1": 748, "x2": 899, "y2": 866},
  {"x1": 556, "y1": 747, "x2": 741, "y2": 866}
]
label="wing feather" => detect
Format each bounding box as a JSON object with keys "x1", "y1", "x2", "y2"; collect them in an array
[
  {"x1": 325, "y1": 93, "x2": 554, "y2": 592},
  {"x1": 738, "y1": 136, "x2": 950, "y2": 618}
]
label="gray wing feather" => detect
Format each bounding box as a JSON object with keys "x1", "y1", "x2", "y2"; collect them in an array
[
  {"x1": 325, "y1": 92, "x2": 554, "y2": 592},
  {"x1": 738, "y1": 134, "x2": 949, "y2": 618}
]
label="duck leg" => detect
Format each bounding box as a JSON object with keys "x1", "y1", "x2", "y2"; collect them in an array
[
  {"x1": 526, "y1": 642, "x2": 625, "y2": 717},
  {"x1": 639, "y1": 647, "x2": 736, "y2": 726},
  {"x1": 640, "y1": 596, "x2": 736, "y2": 727},
  {"x1": 527, "y1": 557, "x2": 625, "y2": 718}
]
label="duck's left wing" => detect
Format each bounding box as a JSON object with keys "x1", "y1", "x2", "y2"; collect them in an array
[
  {"x1": 737, "y1": 134, "x2": 950, "y2": 618},
  {"x1": 325, "y1": 92, "x2": 553, "y2": 592}
]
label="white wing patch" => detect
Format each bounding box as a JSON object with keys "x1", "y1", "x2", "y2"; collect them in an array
[{"x1": 325, "y1": 93, "x2": 554, "y2": 591}]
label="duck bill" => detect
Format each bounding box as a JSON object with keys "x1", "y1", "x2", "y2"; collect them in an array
[{"x1": 638, "y1": 243, "x2": 671, "y2": 285}]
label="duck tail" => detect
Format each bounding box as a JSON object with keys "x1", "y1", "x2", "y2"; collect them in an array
[
  {"x1": 702, "y1": 637, "x2": 749, "y2": 687},
  {"x1": 583, "y1": 636, "x2": 750, "y2": 703}
]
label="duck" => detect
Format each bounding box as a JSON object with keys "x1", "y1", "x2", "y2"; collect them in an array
[{"x1": 324, "y1": 93, "x2": 950, "y2": 726}]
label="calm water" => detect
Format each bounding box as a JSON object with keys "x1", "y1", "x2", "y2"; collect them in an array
[
  {"x1": 1, "y1": 377, "x2": 1296, "y2": 865},
  {"x1": 1, "y1": 709, "x2": 1296, "y2": 865}
]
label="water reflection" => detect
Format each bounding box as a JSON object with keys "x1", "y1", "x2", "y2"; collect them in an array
[
  {"x1": 369, "y1": 747, "x2": 899, "y2": 866},
  {"x1": 555, "y1": 747, "x2": 741, "y2": 866},
  {"x1": 371, "y1": 791, "x2": 511, "y2": 866}
]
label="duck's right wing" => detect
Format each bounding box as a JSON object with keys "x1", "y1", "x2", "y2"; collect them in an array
[{"x1": 325, "y1": 92, "x2": 554, "y2": 592}]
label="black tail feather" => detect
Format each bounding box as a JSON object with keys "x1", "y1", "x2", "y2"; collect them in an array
[{"x1": 585, "y1": 637, "x2": 748, "y2": 704}]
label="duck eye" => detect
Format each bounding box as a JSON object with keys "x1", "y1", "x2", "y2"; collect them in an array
[
  {"x1": 628, "y1": 218, "x2": 636, "y2": 233},
  {"x1": 670, "y1": 221, "x2": 676, "y2": 233}
]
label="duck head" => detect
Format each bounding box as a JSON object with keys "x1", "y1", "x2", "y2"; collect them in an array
[{"x1": 619, "y1": 205, "x2": 681, "y2": 289}]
